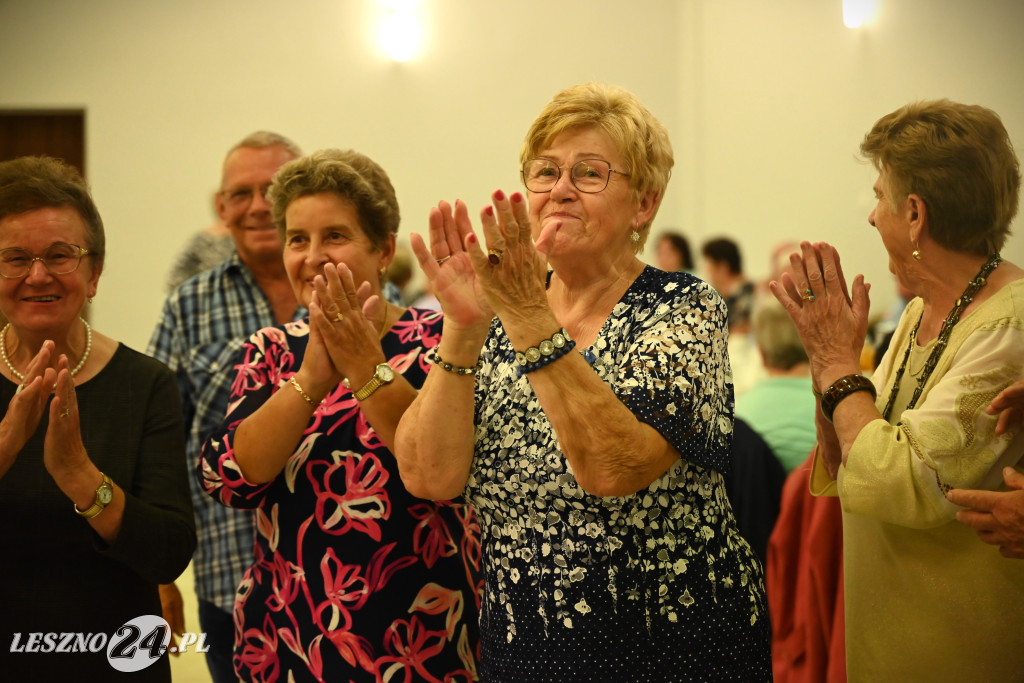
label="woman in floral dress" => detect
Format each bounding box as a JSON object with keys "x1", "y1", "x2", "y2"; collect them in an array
[
  {"x1": 200, "y1": 149, "x2": 480, "y2": 682},
  {"x1": 395, "y1": 84, "x2": 771, "y2": 681}
]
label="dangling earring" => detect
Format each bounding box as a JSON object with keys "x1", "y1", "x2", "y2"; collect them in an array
[
  {"x1": 912, "y1": 242, "x2": 921, "y2": 261},
  {"x1": 87, "y1": 297, "x2": 94, "y2": 304},
  {"x1": 630, "y1": 225, "x2": 640, "y2": 245}
]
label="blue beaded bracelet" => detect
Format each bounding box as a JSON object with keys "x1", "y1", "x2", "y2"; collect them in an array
[{"x1": 515, "y1": 327, "x2": 577, "y2": 377}]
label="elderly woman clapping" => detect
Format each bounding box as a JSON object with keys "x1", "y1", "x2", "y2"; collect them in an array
[
  {"x1": 771, "y1": 100, "x2": 1024, "y2": 681},
  {"x1": 0, "y1": 157, "x2": 195, "y2": 681},
  {"x1": 395, "y1": 83, "x2": 772, "y2": 682}
]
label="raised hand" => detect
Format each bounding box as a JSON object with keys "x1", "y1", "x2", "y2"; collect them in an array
[
  {"x1": 410, "y1": 199, "x2": 493, "y2": 332},
  {"x1": 44, "y1": 356, "x2": 90, "y2": 479},
  {"x1": 463, "y1": 190, "x2": 553, "y2": 330},
  {"x1": 770, "y1": 241, "x2": 871, "y2": 386},
  {"x1": 0, "y1": 341, "x2": 58, "y2": 478},
  {"x1": 308, "y1": 262, "x2": 387, "y2": 384}
]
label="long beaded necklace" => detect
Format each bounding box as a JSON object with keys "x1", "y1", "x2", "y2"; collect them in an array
[
  {"x1": 881, "y1": 253, "x2": 1001, "y2": 420},
  {"x1": 0, "y1": 316, "x2": 93, "y2": 382}
]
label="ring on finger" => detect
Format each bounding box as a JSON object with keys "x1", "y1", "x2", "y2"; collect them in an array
[
  {"x1": 801, "y1": 289, "x2": 815, "y2": 302},
  {"x1": 487, "y1": 249, "x2": 504, "y2": 265},
  {"x1": 59, "y1": 408, "x2": 70, "y2": 419},
  {"x1": 436, "y1": 255, "x2": 452, "y2": 266},
  {"x1": 333, "y1": 312, "x2": 345, "y2": 323}
]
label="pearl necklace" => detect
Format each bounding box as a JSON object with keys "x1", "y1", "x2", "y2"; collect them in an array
[{"x1": 1, "y1": 317, "x2": 93, "y2": 382}]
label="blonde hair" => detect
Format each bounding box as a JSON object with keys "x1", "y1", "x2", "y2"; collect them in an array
[{"x1": 520, "y1": 83, "x2": 674, "y2": 253}]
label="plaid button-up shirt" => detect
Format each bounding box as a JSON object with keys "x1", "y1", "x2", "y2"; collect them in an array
[{"x1": 148, "y1": 252, "x2": 304, "y2": 612}]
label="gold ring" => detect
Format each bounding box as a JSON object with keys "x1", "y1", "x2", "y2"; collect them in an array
[
  {"x1": 333, "y1": 313, "x2": 344, "y2": 323},
  {"x1": 487, "y1": 249, "x2": 503, "y2": 265},
  {"x1": 59, "y1": 408, "x2": 70, "y2": 418},
  {"x1": 436, "y1": 255, "x2": 452, "y2": 266},
  {"x1": 801, "y1": 289, "x2": 815, "y2": 302}
]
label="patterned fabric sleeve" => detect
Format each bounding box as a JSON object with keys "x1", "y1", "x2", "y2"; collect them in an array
[
  {"x1": 615, "y1": 279, "x2": 733, "y2": 475},
  {"x1": 840, "y1": 314, "x2": 1024, "y2": 528},
  {"x1": 198, "y1": 324, "x2": 300, "y2": 510}
]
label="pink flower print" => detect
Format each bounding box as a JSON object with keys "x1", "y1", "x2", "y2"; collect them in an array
[
  {"x1": 236, "y1": 613, "x2": 281, "y2": 683},
  {"x1": 409, "y1": 503, "x2": 458, "y2": 568},
  {"x1": 264, "y1": 550, "x2": 305, "y2": 613},
  {"x1": 408, "y1": 583, "x2": 465, "y2": 640},
  {"x1": 375, "y1": 616, "x2": 452, "y2": 683},
  {"x1": 314, "y1": 548, "x2": 370, "y2": 634},
  {"x1": 309, "y1": 451, "x2": 391, "y2": 539}
]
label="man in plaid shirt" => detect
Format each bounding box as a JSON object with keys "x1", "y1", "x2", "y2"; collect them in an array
[{"x1": 148, "y1": 131, "x2": 303, "y2": 683}]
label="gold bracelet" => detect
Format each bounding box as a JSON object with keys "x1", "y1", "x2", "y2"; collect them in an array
[{"x1": 288, "y1": 377, "x2": 322, "y2": 407}]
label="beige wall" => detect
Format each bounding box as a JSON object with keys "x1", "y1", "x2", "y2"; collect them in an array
[{"x1": 2, "y1": 0, "x2": 1023, "y2": 351}]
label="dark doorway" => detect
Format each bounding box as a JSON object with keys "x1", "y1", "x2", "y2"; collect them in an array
[{"x1": 0, "y1": 111, "x2": 86, "y2": 176}]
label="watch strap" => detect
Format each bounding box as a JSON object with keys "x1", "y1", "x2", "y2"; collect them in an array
[
  {"x1": 74, "y1": 473, "x2": 113, "y2": 519},
  {"x1": 352, "y1": 363, "x2": 394, "y2": 401}
]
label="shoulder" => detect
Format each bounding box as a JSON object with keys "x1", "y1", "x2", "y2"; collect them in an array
[
  {"x1": 108, "y1": 344, "x2": 177, "y2": 383},
  {"x1": 626, "y1": 266, "x2": 726, "y2": 318}
]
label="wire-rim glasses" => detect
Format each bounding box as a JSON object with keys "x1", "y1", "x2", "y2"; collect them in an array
[
  {"x1": 0, "y1": 242, "x2": 91, "y2": 279},
  {"x1": 521, "y1": 158, "x2": 630, "y2": 194}
]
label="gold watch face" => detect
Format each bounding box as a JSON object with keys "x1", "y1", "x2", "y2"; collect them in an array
[
  {"x1": 377, "y1": 364, "x2": 395, "y2": 382},
  {"x1": 98, "y1": 483, "x2": 113, "y2": 505}
]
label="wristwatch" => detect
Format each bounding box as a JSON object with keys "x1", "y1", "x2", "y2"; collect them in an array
[
  {"x1": 74, "y1": 473, "x2": 114, "y2": 519},
  {"x1": 351, "y1": 363, "x2": 396, "y2": 401}
]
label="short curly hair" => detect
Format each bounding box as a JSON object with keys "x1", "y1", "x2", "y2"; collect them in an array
[
  {"x1": 520, "y1": 83, "x2": 674, "y2": 253},
  {"x1": 268, "y1": 149, "x2": 400, "y2": 251},
  {"x1": 860, "y1": 99, "x2": 1020, "y2": 255},
  {"x1": 0, "y1": 156, "x2": 105, "y2": 267}
]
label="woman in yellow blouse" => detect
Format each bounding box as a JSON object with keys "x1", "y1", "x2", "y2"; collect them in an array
[{"x1": 772, "y1": 100, "x2": 1024, "y2": 681}]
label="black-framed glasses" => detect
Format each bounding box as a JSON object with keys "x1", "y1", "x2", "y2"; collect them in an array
[
  {"x1": 521, "y1": 158, "x2": 630, "y2": 194},
  {"x1": 0, "y1": 242, "x2": 90, "y2": 279},
  {"x1": 220, "y1": 183, "x2": 272, "y2": 208}
]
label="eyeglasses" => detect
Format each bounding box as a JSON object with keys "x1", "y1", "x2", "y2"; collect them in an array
[
  {"x1": 521, "y1": 158, "x2": 630, "y2": 194},
  {"x1": 0, "y1": 242, "x2": 90, "y2": 279},
  {"x1": 220, "y1": 184, "x2": 272, "y2": 208}
]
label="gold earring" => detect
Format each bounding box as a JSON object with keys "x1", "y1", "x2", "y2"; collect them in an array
[{"x1": 912, "y1": 242, "x2": 921, "y2": 261}]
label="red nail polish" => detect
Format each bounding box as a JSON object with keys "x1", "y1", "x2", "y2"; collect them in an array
[
  {"x1": 485, "y1": 206, "x2": 494, "y2": 217},
  {"x1": 494, "y1": 190, "x2": 506, "y2": 201},
  {"x1": 511, "y1": 192, "x2": 523, "y2": 203}
]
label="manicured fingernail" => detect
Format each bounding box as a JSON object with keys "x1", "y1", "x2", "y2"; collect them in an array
[
  {"x1": 485, "y1": 206, "x2": 494, "y2": 217},
  {"x1": 511, "y1": 192, "x2": 523, "y2": 203},
  {"x1": 494, "y1": 189, "x2": 506, "y2": 201},
  {"x1": 468, "y1": 233, "x2": 478, "y2": 244}
]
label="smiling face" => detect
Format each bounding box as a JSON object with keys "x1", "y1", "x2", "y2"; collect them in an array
[
  {"x1": 0, "y1": 206, "x2": 100, "y2": 335},
  {"x1": 217, "y1": 144, "x2": 298, "y2": 267},
  {"x1": 282, "y1": 192, "x2": 394, "y2": 308},
  {"x1": 527, "y1": 126, "x2": 654, "y2": 265}
]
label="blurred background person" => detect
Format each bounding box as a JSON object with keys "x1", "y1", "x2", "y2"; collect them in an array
[
  {"x1": 165, "y1": 192, "x2": 235, "y2": 291},
  {"x1": 771, "y1": 99, "x2": 1024, "y2": 681},
  {"x1": 702, "y1": 236, "x2": 763, "y2": 398},
  {"x1": 654, "y1": 230, "x2": 693, "y2": 272},
  {"x1": 736, "y1": 297, "x2": 817, "y2": 472},
  {"x1": 0, "y1": 156, "x2": 195, "y2": 680},
  {"x1": 199, "y1": 149, "x2": 480, "y2": 681},
  {"x1": 149, "y1": 131, "x2": 303, "y2": 683},
  {"x1": 396, "y1": 82, "x2": 771, "y2": 681}
]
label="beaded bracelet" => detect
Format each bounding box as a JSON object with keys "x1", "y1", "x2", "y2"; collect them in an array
[
  {"x1": 288, "y1": 377, "x2": 323, "y2": 407},
  {"x1": 514, "y1": 328, "x2": 576, "y2": 377},
  {"x1": 431, "y1": 349, "x2": 480, "y2": 376}
]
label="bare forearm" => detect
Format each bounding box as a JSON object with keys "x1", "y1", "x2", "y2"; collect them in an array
[
  {"x1": 528, "y1": 354, "x2": 677, "y2": 496},
  {"x1": 233, "y1": 379, "x2": 327, "y2": 485},
  {"x1": 394, "y1": 343, "x2": 480, "y2": 500}
]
